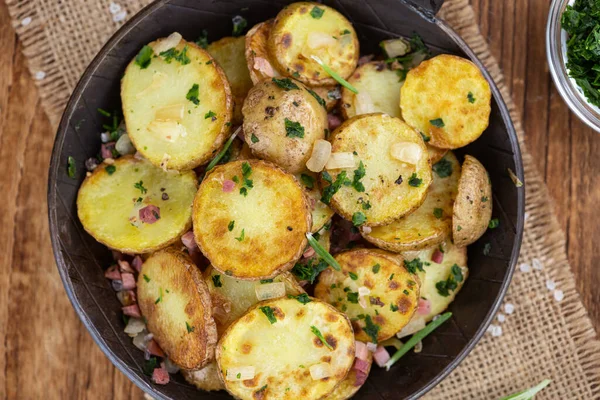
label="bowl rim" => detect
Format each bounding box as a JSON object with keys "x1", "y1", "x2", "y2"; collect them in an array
[{"x1": 47, "y1": 1, "x2": 525, "y2": 399}]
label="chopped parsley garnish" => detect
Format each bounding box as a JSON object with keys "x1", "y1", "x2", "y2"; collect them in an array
[
  {"x1": 105, "y1": 165, "x2": 116, "y2": 175},
  {"x1": 433, "y1": 208, "x2": 443, "y2": 219},
  {"x1": 272, "y1": 77, "x2": 299, "y2": 91},
  {"x1": 372, "y1": 264, "x2": 381, "y2": 274},
  {"x1": 311, "y1": 326, "x2": 333, "y2": 350},
  {"x1": 408, "y1": 173, "x2": 422, "y2": 187},
  {"x1": 186, "y1": 321, "x2": 195, "y2": 333},
  {"x1": 142, "y1": 357, "x2": 158, "y2": 376},
  {"x1": 348, "y1": 272, "x2": 358, "y2": 280},
  {"x1": 457, "y1": 225, "x2": 462, "y2": 231},
  {"x1": 289, "y1": 293, "x2": 312, "y2": 304},
  {"x1": 67, "y1": 156, "x2": 76, "y2": 178},
  {"x1": 483, "y1": 242, "x2": 491, "y2": 255},
  {"x1": 143, "y1": 274, "x2": 151, "y2": 283},
  {"x1": 310, "y1": 6, "x2": 325, "y2": 19},
  {"x1": 284, "y1": 118, "x2": 305, "y2": 138},
  {"x1": 341, "y1": 29, "x2": 351, "y2": 35},
  {"x1": 134, "y1": 180, "x2": 147, "y2": 194},
  {"x1": 300, "y1": 173, "x2": 315, "y2": 189},
  {"x1": 352, "y1": 161, "x2": 366, "y2": 192},
  {"x1": 237, "y1": 373, "x2": 241, "y2": 379},
  {"x1": 235, "y1": 228, "x2": 245, "y2": 242},
  {"x1": 347, "y1": 291, "x2": 359, "y2": 303},
  {"x1": 321, "y1": 171, "x2": 349, "y2": 204},
  {"x1": 257, "y1": 385, "x2": 268, "y2": 394},
  {"x1": 352, "y1": 211, "x2": 367, "y2": 226},
  {"x1": 433, "y1": 157, "x2": 453, "y2": 178},
  {"x1": 228, "y1": 220, "x2": 235, "y2": 232},
  {"x1": 259, "y1": 306, "x2": 277, "y2": 324},
  {"x1": 135, "y1": 45, "x2": 153, "y2": 69},
  {"x1": 97, "y1": 108, "x2": 111, "y2": 117},
  {"x1": 363, "y1": 315, "x2": 380, "y2": 343},
  {"x1": 239, "y1": 162, "x2": 253, "y2": 196},
  {"x1": 160, "y1": 45, "x2": 191, "y2": 65},
  {"x1": 482, "y1": 196, "x2": 489, "y2": 202},
  {"x1": 389, "y1": 273, "x2": 395, "y2": 281},
  {"x1": 467, "y1": 91, "x2": 476, "y2": 103},
  {"x1": 292, "y1": 71, "x2": 301, "y2": 78},
  {"x1": 155, "y1": 287, "x2": 163, "y2": 304},
  {"x1": 362, "y1": 200, "x2": 372, "y2": 210},
  {"x1": 260, "y1": 279, "x2": 274, "y2": 284},
  {"x1": 251, "y1": 133, "x2": 259, "y2": 143},
  {"x1": 436, "y1": 264, "x2": 464, "y2": 297},
  {"x1": 292, "y1": 258, "x2": 329, "y2": 284},
  {"x1": 195, "y1": 29, "x2": 209, "y2": 48},
  {"x1": 205, "y1": 110, "x2": 217, "y2": 120},
  {"x1": 420, "y1": 132, "x2": 431, "y2": 142},
  {"x1": 430, "y1": 118, "x2": 445, "y2": 128},
  {"x1": 390, "y1": 304, "x2": 399, "y2": 312},
  {"x1": 489, "y1": 218, "x2": 499, "y2": 229},
  {"x1": 404, "y1": 258, "x2": 424, "y2": 274},
  {"x1": 306, "y1": 88, "x2": 326, "y2": 108},
  {"x1": 232, "y1": 15, "x2": 248, "y2": 36},
  {"x1": 186, "y1": 83, "x2": 200, "y2": 105},
  {"x1": 212, "y1": 275, "x2": 222, "y2": 287}
]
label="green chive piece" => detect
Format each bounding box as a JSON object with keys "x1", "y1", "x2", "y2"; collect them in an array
[
  {"x1": 497, "y1": 379, "x2": 551, "y2": 400},
  {"x1": 206, "y1": 127, "x2": 240, "y2": 172},
  {"x1": 306, "y1": 232, "x2": 341, "y2": 271},
  {"x1": 310, "y1": 55, "x2": 359, "y2": 94}
]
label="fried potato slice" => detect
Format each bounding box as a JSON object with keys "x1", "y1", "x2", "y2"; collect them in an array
[
  {"x1": 76, "y1": 156, "x2": 197, "y2": 254},
  {"x1": 242, "y1": 78, "x2": 328, "y2": 174},
  {"x1": 340, "y1": 61, "x2": 403, "y2": 119},
  {"x1": 426, "y1": 144, "x2": 448, "y2": 165},
  {"x1": 207, "y1": 36, "x2": 253, "y2": 126},
  {"x1": 400, "y1": 54, "x2": 491, "y2": 149},
  {"x1": 246, "y1": 19, "x2": 282, "y2": 84},
  {"x1": 137, "y1": 248, "x2": 217, "y2": 370},
  {"x1": 452, "y1": 155, "x2": 493, "y2": 246},
  {"x1": 314, "y1": 249, "x2": 421, "y2": 343},
  {"x1": 122, "y1": 38, "x2": 233, "y2": 170},
  {"x1": 296, "y1": 171, "x2": 335, "y2": 233},
  {"x1": 269, "y1": 2, "x2": 359, "y2": 87},
  {"x1": 322, "y1": 352, "x2": 373, "y2": 400},
  {"x1": 321, "y1": 113, "x2": 433, "y2": 227},
  {"x1": 216, "y1": 297, "x2": 355, "y2": 400},
  {"x1": 193, "y1": 160, "x2": 311, "y2": 279},
  {"x1": 205, "y1": 265, "x2": 304, "y2": 335},
  {"x1": 361, "y1": 152, "x2": 460, "y2": 252},
  {"x1": 182, "y1": 362, "x2": 225, "y2": 392},
  {"x1": 402, "y1": 241, "x2": 468, "y2": 322}
]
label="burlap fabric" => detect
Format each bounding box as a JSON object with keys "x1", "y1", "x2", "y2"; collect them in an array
[{"x1": 5, "y1": 0, "x2": 600, "y2": 398}]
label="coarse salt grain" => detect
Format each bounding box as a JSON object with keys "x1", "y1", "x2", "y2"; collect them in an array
[
  {"x1": 109, "y1": 2, "x2": 121, "y2": 13},
  {"x1": 546, "y1": 279, "x2": 556, "y2": 291},
  {"x1": 554, "y1": 289, "x2": 564, "y2": 302},
  {"x1": 35, "y1": 71, "x2": 46, "y2": 80},
  {"x1": 532, "y1": 258, "x2": 543, "y2": 270},
  {"x1": 488, "y1": 324, "x2": 502, "y2": 337},
  {"x1": 497, "y1": 313, "x2": 506, "y2": 323},
  {"x1": 21, "y1": 17, "x2": 32, "y2": 26},
  {"x1": 113, "y1": 10, "x2": 127, "y2": 22},
  {"x1": 519, "y1": 263, "x2": 531, "y2": 273},
  {"x1": 504, "y1": 303, "x2": 514, "y2": 314},
  {"x1": 524, "y1": 212, "x2": 530, "y2": 221}
]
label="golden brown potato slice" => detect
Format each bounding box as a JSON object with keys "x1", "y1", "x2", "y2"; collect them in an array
[
  {"x1": 205, "y1": 266, "x2": 304, "y2": 335},
  {"x1": 246, "y1": 19, "x2": 282, "y2": 84},
  {"x1": 400, "y1": 54, "x2": 491, "y2": 149},
  {"x1": 137, "y1": 248, "x2": 217, "y2": 370},
  {"x1": 76, "y1": 156, "x2": 197, "y2": 254},
  {"x1": 322, "y1": 352, "x2": 373, "y2": 400},
  {"x1": 193, "y1": 160, "x2": 311, "y2": 279},
  {"x1": 121, "y1": 37, "x2": 233, "y2": 170},
  {"x1": 242, "y1": 77, "x2": 328, "y2": 173},
  {"x1": 452, "y1": 155, "x2": 493, "y2": 246},
  {"x1": 314, "y1": 249, "x2": 420, "y2": 343},
  {"x1": 182, "y1": 362, "x2": 225, "y2": 392},
  {"x1": 426, "y1": 144, "x2": 448, "y2": 165},
  {"x1": 296, "y1": 171, "x2": 335, "y2": 233},
  {"x1": 216, "y1": 297, "x2": 355, "y2": 400},
  {"x1": 361, "y1": 152, "x2": 460, "y2": 252},
  {"x1": 269, "y1": 2, "x2": 359, "y2": 87},
  {"x1": 340, "y1": 61, "x2": 403, "y2": 119},
  {"x1": 321, "y1": 113, "x2": 433, "y2": 227}
]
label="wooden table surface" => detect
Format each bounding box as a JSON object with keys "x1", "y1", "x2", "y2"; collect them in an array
[{"x1": 1, "y1": 0, "x2": 599, "y2": 398}]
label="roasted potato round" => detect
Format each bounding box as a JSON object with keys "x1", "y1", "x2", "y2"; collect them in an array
[
  {"x1": 296, "y1": 171, "x2": 335, "y2": 233},
  {"x1": 246, "y1": 19, "x2": 282, "y2": 84},
  {"x1": 193, "y1": 160, "x2": 311, "y2": 279},
  {"x1": 205, "y1": 266, "x2": 304, "y2": 335},
  {"x1": 322, "y1": 351, "x2": 372, "y2": 400},
  {"x1": 216, "y1": 297, "x2": 355, "y2": 400},
  {"x1": 340, "y1": 61, "x2": 403, "y2": 119},
  {"x1": 242, "y1": 77, "x2": 328, "y2": 173},
  {"x1": 452, "y1": 155, "x2": 493, "y2": 247},
  {"x1": 76, "y1": 156, "x2": 197, "y2": 254},
  {"x1": 402, "y1": 241, "x2": 468, "y2": 322},
  {"x1": 427, "y1": 144, "x2": 448, "y2": 165},
  {"x1": 207, "y1": 36, "x2": 253, "y2": 126},
  {"x1": 121, "y1": 37, "x2": 233, "y2": 170},
  {"x1": 182, "y1": 362, "x2": 225, "y2": 392},
  {"x1": 314, "y1": 249, "x2": 421, "y2": 343},
  {"x1": 137, "y1": 248, "x2": 217, "y2": 370},
  {"x1": 400, "y1": 54, "x2": 492, "y2": 149},
  {"x1": 321, "y1": 113, "x2": 433, "y2": 227},
  {"x1": 268, "y1": 2, "x2": 359, "y2": 87},
  {"x1": 362, "y1": 152, "x2": 461, "y2": 252}
]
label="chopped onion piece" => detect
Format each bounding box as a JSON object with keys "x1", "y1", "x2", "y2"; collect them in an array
[
  {"x1": 309, "y1": 362, "x2": 332, "y2": 380},
  {"x1": 255, "y1": 282, "x2": 286, "y2": 301},
  {"x1": 326, "y1": 152, "x2": 355, "y2": 170},
  {"x1": 307, "y1": 32, "x2": 338, "y2": 49},
  {"x1": 396, "y1": 317, "x2": 426, "y2": 339},
  {"x1": 148, "y1": 120, "x2": 187, "y2": 141},
  {"x1": 306, "y1": 139, "x2": 332, "y2": 172},
  {"x1": 226, "y1": 366, "x2": 255, "y2": 381},
  {"x1": 124, "y1": 318, "x2": 146, "y2": 337},
  {"x1": 414, "y1": 340, "x2": 423, "y2": 353},
  {"x1": 355, "y1": 341, "x2": 369, "y2": 361},
  {"x1": 508, "y1": 168, "x2": 523, "y2": 187},
  {"x1": 380, "y1": 38, "x2": 411, "y2": 58},
  {"x1": 163, "y1": 358, "x2": 180, "y2": 374},
  {"x1": 380, "y1": 337, "x2": 403, "y2": 350},
  {"x1": 366, "y1": 342, "x2": 377, "y2": 353},
  {"x1": 155, "y1": 104, "x2": 185, "y2": 122},
  {"x1": 132, "y1": 330, "x2": 149, "y2": 351},
  {"x1": 358, "y1": 295, "x2": 368, "y2": 309},
  {"x1": 354, "y1": 91, "x2": 375, "y2": 115},
  {"x1": 136, "y1": 72, "x2": 167, "y2": 98},
  {"x1": 152, "y1": 32, "x2": 182, "y2": 55},
  {"x1": 358, "y1": 286, "x2": 371, "y2": 296},
  {"x1": 390, "y1": 142, "x2": 422, "y2": 165}
]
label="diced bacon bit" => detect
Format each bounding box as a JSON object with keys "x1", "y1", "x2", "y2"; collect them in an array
[
  {"x1": 417, "y1": 298, "x2": 431, "y2": 316},
  {"x1": 118, "y1": 260, "x2": 135, "y2": 273},
  {"x1": 104, "y1": 265, "x2": 121, "y2": 280},
  {"x1": 112, "y1": 250, "x2": 124, "y2": 261},
  {"x1": 254, "y1": 57, "x2": 276, "y2": 77},
  {"x1": 122, "y1": 304, "x2": 141, "y2": 318},
  {"x1": 373, "y1": 346, "x2": 391, "y2": 368},
  {"x1": 327, "y1": 113, "x2": 343, "y2": 131},
  {"x1": 139, "y1": 205, "x2": 161, "y2": 224},
  {"x1": 147, "y1": 339, "x2": 165, "y2": 357},
  {"x1": 222, "y1": 179, "x2": 235, "y2": 193},
  {"x1": 299, "y1": 280, "x2": 309, "y2": 287},
  {"x1": 181, "y1": 231, "x2": 198, "y2": 252},
  {"x1": 354, "y1": 369, "x2": 368, "y2": 387},
  {"x1": 121, "y1": 272, "x2": 136, "y2": 290},
  {"x1": 366, "y1": 342, "x2": 377, "y2": 353},
  {"x1": 353, "y1": 358, "x2": 370, "y2": 375},
  {"x1": 303, "y1": 246, "x2": 316, "y2": 258},
  {"x1": 125, "y1": 290, "x2": 137, "y2": 304},
  {"x1": 101, "y1": 142, "x2": 116, "y2": 159},
  {"x1": 355, "y1": 341, "x2": 369, "y2": 361},
  {"x1": 431, "y1": 249, "x2": 444, "y2": 264},
  {"x1": 307, "y1": 195, "x2": 317, "y2": 210},
  {"x1": 152, "y1": 364, "x2": 170, "y2": 385},
  {"x1": 358, "y1": 54, "x2": 374, "y2": 66},
  {"x1": 131, "y1": 256, "x2": 143, "y2": 272}
]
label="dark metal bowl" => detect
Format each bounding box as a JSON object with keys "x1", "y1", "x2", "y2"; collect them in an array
[{"x1": 47, "y1": 0, "x2": 524, "y2": 398}]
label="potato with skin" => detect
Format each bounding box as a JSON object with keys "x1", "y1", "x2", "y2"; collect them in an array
[
  {"x1": 296, "y1": 170, "x2": 335, "y2": 233},
  {"x1": 216, "y1": 297, "x2": 355, "y2": 400},
  {"x1": 361, "y1": 152, "x2": 461, "y2": 252},
  {"x1": 77, "y1": 156, "x2": 197, "y2": 254},
  {"x1": 137, "y1": 248, "x2": 217, "y2": 370},
  {"x1": 314, "y1": 249, "x2": 421, "y2": 343},
  {"x1": 193, "y1": 160, "x2": 311, "y2": 279},
  {"x1": 321, "y1": 113, "x2": 433, "y2": 227},
  {"x1": 269, "y1": 2, "x2": 359, "y2": 87},
  {"x1": 242, "y1": 78, "x2": 328, "y2": 174},
  {"x1": 322, "y1": 352, "x2": 373, "y2": 400},
  {"x1": 182, "y1": 362, "x2": 225, "y2": 392},
  {"x1": 452, "y1": 155, "x2": 492, "y2": 246},
  {"x1": 121, "y1": 38, "x2": 233, "y2": 170},
  {"x1": 400, "y1": 54, "x2": 492, "y2": 149}
]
